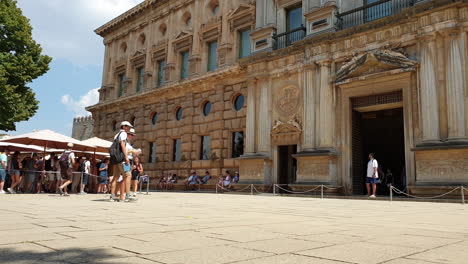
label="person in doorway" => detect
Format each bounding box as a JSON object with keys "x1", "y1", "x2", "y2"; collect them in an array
[
  {"x1": 130, "y1": 156, "x2": 143, "y2": 197},
  {"x1": 0, "y1": 150, "x2": 8, "y2": 194},
  {"x1": 8, "y1": 151, "x2": 22, "y2": 194},
  {"x1": 366, "y1": 153, "x2": 378, "y2": 198},
  {"x1": 58, "y1": 143, "x2": 76, "y2": 196},
  {"x1": 109, "y1": 121, "x2": 133, "y2": 202},
  {"x1": 97, "y1": 158, "x2": 109, "y2": 193}
]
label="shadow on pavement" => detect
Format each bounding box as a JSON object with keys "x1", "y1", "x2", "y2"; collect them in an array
[{"x1": 0, "y1": 246, "x2": 125, "y2": 264}]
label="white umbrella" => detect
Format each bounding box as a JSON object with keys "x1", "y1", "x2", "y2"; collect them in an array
[
  {"x1": 0, "y1": 142, "x2": 44, "y2": 152},
  {"x1": 0, "y1": 130, "x2": 96, "y2": 171},
  {"x1": 81, "y1": 137, "x2": 112, "y2": 153}
]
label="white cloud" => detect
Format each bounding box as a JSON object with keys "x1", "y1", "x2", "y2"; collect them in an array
[
  {"x1": 16, "y1": 0, "x2": 144, "y2": 66},
  {"x1": 61, "y1": 88, "x2": 99, "y2": 117}
]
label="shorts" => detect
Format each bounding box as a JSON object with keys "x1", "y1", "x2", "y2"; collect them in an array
[
  {"x1": 98, "y1": 175, "x2": 108, "y2": 184},
  {"x1": 60, "y1": 168, "x2": 72, "y2": 180},
  {"x1": 366, "y1": 177, "x2": 378, "y2": 184},
  {"x1": 82, "y1": 173, "x2": 89, "y2": 185},
  {"x1": 0, "y1": 169, "x2": 5, "y2": 181},
  {"x1": 131, "y1": 171, "x2": 140, "y2": 181},
  {"x1": 11, "y1": 170, "x2": 21, "y2": 176},
  {"x1": 111, "y1": 163, "x2": 131, "y2": 178},
  {"x1": 26, "y1": 173, "x2": 35, "y2": 183}
]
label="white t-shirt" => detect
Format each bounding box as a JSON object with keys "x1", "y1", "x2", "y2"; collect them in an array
[
  {"x1": 367, "y1": 159, "x2": 378, "y2": 178},
  {"x1": 114, "y1": 130, "x2": 128, "y2": 142},
  {"x1": 84, "y1": 160, "x2": 91, "y2": 173}
]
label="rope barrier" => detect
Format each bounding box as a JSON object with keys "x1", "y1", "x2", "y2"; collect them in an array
[
  {"x1": 252, "y1": 184, "x2": 273, "y2": 194},
  {"x1": 390, "y1": 186, "x2": 461, "y2": 199},
  {"x1": 275, "y1": 184, "x2": 322, "y2": 194},
  {"x1": 216, "y1": 183, "x2": 252, "y2": 193}
]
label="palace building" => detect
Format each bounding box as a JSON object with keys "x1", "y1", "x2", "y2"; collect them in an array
[{"x1": 87, "y1": 0, "x2": 468, "y2": 195}]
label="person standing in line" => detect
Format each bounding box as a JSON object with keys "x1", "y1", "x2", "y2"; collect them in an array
[
  {"x1": 54, "y1": 156, "x2": 61, "y2": 193},
  {"x1": 0, "y1": 150, "x2": 8, "y2": 194},
  {"x1": 80, "y1": 157, "x2": 91, "y2": 194},
  {"x1": 7, "y1": 151, "x2": 21, "y2": 194},
  {"x1": 124, "y1": 128, "x2": 138, "y2": 200},
  {"x1": 58, "y1": 143, "x2": 76, "y2": 196},
  {"x1": 366, "y1": 153, "x2": 378, "y2": 198},
  {"x1": 23, "y1": 155, "x2": 36, "y2": 193},
  {"x1": 130, "y1": 156, "x2": 143, "y2": 197},
  {"x1": 33, "y1": 155, "x2": 44, "y2": 193},
  {"x1": 97, "y1": 158, "x2": 109, "y2": 193},
  {"x1": 45, "y1": 153, "x2": 55, "y2": 193},
  {"x1": 109, "y1": 121, "x2": 133, "y2": 202}
]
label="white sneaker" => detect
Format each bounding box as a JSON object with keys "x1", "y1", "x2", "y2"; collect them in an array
[
  {"x1": 0, "y1": 190, "x2": 5, "y2": 194},
  {"x1": 7, "y1": 188, "x2": 15, "y2": 194},
  {"x1": 369, "y1": 195, "x2": 376, "y2": 198}
]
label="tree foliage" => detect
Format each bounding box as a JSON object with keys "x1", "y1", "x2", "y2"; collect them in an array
[{"x1": 0, "y1": 0, "x2": 52, "y2": 131}]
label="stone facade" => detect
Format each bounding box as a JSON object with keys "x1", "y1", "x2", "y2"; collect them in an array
[
  {"x1": 87, "y1": 0, "x2": 468, "y2": 194},
  {"x1": 71, "y1": 116, "x2": 94, "y2": 140}
]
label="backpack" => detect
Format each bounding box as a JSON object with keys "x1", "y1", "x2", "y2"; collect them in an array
[
  {"x1": 79, "y1": 161, "x2": 87, "y2": 173},
  {"x1": 109, "y1": 131, "x2": 125, "y2": 165},
  {"x1": 59, "y1": 151, "x2": 71, "y2": 170}
]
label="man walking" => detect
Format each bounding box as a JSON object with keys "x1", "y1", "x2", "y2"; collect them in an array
[
  {"x1": 366, "y1": 153, "x2": 378, "y2": 198},
  {"x1": 58, "y1": 143, "x2": 76, "y2": 196}
]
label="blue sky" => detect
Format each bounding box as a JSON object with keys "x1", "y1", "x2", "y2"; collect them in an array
[{"x1": 1, "y1": 0, "x2": 143, "y2": 136}]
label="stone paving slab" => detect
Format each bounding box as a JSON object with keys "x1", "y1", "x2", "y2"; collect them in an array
[{"x1": 0, "y1": 193, "x2": 467, "y2": 264}]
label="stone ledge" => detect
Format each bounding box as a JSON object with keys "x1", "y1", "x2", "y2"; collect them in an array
[
  {"x1": 293, "y1": 150, "x2": 339, "y2": 158},
  {"x1": 412, "y1": 142, "x2": 468, "y2": 151}
]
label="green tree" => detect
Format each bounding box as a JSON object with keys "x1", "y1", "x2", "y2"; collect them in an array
[{"x1": 0, "y1": 0, "x2": 51, "y2": 131}]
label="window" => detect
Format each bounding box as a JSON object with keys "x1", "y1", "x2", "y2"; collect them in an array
[
  {"x1": 130, "y1": 116, "x2": 136, "y2": 127},
  {"x1": 213, "y1": 5, "x2": 219, "y2": 15},
  {"x1": 365, "y1": 0, "x2": 392, "y2": 22},
  {"x1": 232, "y1": 132, "x2": 244, "y2": 158},
  {"x1": 136, "y1": 67, "x2": 144, "y2": 92},
  {"x1": 180, "y1": 51, "x2": 189, "y2": 79},
  {"x1": 149, "y1": 142, "x2": 156, "y2": 163},
  {"x1": 176, "y1": 107, "x2": 183, "y2": 121},
  {"x1": 239, "y1": 29, "x2": 251, "y2": 59},
  {"x1": 173, "y1": 139, "x2": 182, "y2": 161},
  {"x1": 118, "y1": 74, "x2": 125, "y2": 97},
  {"x1": 112, "y1": 120, "x2": 117, "y2": 132},
  {"x1": 286, "y1": 5, "x2": 302, "y2": 31},
  {"x1": 203, "y1": 101, "x2": 211, "y2": 116},
  {"x1": 200, "y1": 136, "x2": 211, "y2": 160},
  {"x1": 286, "y1": 5, "x2": 304, "y2": 43},
  {"x1": 157, "y1": 60, "x2": 165, "y2": 87},
  {"x1": 234, "y1": 94, "x2": 244, "y2": 111},
  {"x1": 186, "y1": 17, "x2": 192, "y2": 26},
  {"x1": 207, "y1": 41, "x2": 218, "y2": 71},
  {"x1": 151, "y1": 112, "x2": 158, "y2": 125}
]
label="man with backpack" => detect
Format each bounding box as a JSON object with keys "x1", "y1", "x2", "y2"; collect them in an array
[
  {"x1": 58, "y1": 143, "x2": 76, "y2": 196},
  {"x1": 79, "y1": 157, "x2": 91, "y2": 194},
  {"x1": 109, "y1": 121, "x2": 133, "y2": 202}
]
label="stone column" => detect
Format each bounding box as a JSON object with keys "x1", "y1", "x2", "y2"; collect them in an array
[
  {"x1": 302, "y1": 65, "x2": 316, "y2": 150},
  {"x1": 317, "y1": 61, "x2": 334, "y2": 149},
  {"x1": 419, "y1": 36, "x2": 440, "y2": 143},
  {"x1": 446, "y1": 31, "x2": 466, "y2": 141},
  {"x1": 258, "y1": 77, "x2": 271, "y2": 153},
  {"x1": 245, "y1": 79, "x2": 257, "y2": 154}
]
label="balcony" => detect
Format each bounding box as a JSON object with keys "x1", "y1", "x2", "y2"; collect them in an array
[
  {"x1": 336, "y1": 0, "x2": 416, "y2": 30},
  {"x1": 273, "y1": 25, "x2": 306, "y2": 50}
]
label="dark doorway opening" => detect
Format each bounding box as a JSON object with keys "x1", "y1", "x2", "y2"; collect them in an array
[
  {"x1": 352, "y1": 108, "x2": 405, "y2": 195},
  {"x1": 278, "y1": 145, "x2": 297, "y2": 189}
]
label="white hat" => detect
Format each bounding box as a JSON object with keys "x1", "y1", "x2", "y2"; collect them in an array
[
  {"x1": 128, "y1": 128, "x2": 136, "y2": 135},
  {"x1": 67, "y1": 143, "x2": 74, "y2": 148},
  {"x1": 120, "y1": 121, "x2": 134, "y2": 128}
]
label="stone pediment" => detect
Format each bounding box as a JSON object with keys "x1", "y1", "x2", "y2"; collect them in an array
[
  {"x1": 173, "y1": 30, "x2": 193, "y2": 51},
  {"x1": 335, "y1": 49, "x2": 418, "y2": 82},
  {"x1": 130, "y1": 50, "x2": 146, "y2": 65},
  {"x1": 271, "y1": 118, "x2": 302, "y2": 146},
  {"x1": 228, "y1": 4, "x2": 254, "y2": 19},
  {"x1": 174, "y1": 30, "x2": 192, "y2": 40},
  {"x1": 228, "y1": 4, "x2": 255, "y2": 31}
]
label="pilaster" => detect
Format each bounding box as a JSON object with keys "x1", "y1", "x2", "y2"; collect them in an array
[
  {"x1": 245, "y1": 78, "x2": 257, "y2": 154},
  {"x1": 317, "y1": 60, "x2": 335, "y2": 149},
  {"x1": 419, "y1": 35, "x2": 441, "y2": 143},
  {"x1": 258, "y1": 77, "x2": 272, "y2": 154},
  {"x1": 302, "y1": 65, "x2": 317, "y2": 150},
  {"x1": 445, "y1": 30, "x2": 467, "y2": 142}
]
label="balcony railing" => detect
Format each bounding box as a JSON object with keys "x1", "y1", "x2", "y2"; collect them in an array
[
  {"x1": 336, "y1": 0, "x2": 416, "y2": 30},
  {"x1": 273, "y1": 25, "x2": 306, "y2": 50}
]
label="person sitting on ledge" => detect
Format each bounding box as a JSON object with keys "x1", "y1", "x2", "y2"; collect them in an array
[
  {"x1": 187, "y1": 171, "x2": 201, "y2": 190},
  {"x1": 200, "y1": 171, "x2": 211, "y2": 184},
  {"x1": 233, "y1": 171, "x2": 240, "y2": 183},
  {"x1": 223, "y1": 170, "x2": 232, "y2": 189},
  {"x1": 166, "y1": 173, "x2": 177, "y2": 190},
  {"x1": 157, "y1": 174, "x2": 167, "y2": 190}
]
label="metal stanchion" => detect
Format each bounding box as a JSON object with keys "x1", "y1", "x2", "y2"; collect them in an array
[
  {"x1": 273, "y1": 184, "x2": 276, "y2": 196},
  {"x1": 139, "y1": 180, "x2": 142, "y2": 194},
  {"x1": 390, "y1": 184, "x2": 393, "y2": 202},
  {"x1": 146, "y1": 177, "x2": 149, "y2": 195},
  {"x1": 79, "y1": 172, "x2": 84, "y2": 194},
  {"x1": 461, "y1": 186, "x2": 465, "y2": 205},
  {"x1": 250, "y1": 184, "x2": 253, "y2": 195},
  {"x1": 216, "y1": 183, "x2": 218, "y2": 194},
  {"x1": 320, "y1": 185, "x2": 324, "y2": 199}
]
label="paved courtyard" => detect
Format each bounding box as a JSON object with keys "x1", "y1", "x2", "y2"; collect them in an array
[{"x1": 0, "y1": 193, "x2": 467, "y2": 264}]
